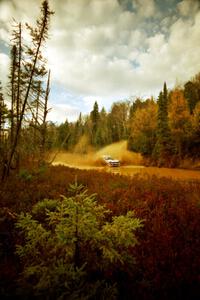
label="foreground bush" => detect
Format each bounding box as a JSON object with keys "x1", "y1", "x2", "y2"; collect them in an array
[{"x1": 15, "y1": 181, "x2": 142, "y2": 299}]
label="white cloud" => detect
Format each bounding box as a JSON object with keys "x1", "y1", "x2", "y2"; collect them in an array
[
  {"x1": 0, "y1": 28, "x2": 10, "y2": 44},
  {"x1": 0, "y1": 1, "x2": 14, "y2": 23},
  {"x1": 136, "y1": 10, "x2": 200, "y2": 89},
  {"x1": 45, "y1": 0, "x2": 150, "y2": 100},
  {"x1": 0, "y1": 52, "x2": 10, "y2": 85},
  {"x1": 44, "y1": 0, "x2": 200, "y2": 110},
  {"x1": 1, "y1": 0, "x2": 200, "y2": 122},
  {"x1": 47, "y1": 103, "x2": 80, "y2": 123}
]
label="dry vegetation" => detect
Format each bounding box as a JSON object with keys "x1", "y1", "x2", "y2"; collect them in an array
[{"x1": 0, "y1": 164, "x2": 200, "y2": 299}]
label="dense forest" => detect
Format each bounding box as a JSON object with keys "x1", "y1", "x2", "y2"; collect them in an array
[
  {"x1": 52, "y1": 76, "x2": 200, "y2": 167},
  {"x1": 0, "y1": 1, "x2": 200, "y2": 300}
]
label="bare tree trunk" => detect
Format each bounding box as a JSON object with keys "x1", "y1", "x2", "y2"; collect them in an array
[
  {"x1": 39, "y1": 70, "x2": 50, "y2": 165},
  {"x1": 33, "y1": 81, "x2": 41, "y2": 145},
  {"x1": 16, "y1": 23, "x2": 22, "y2": 129},
  {"x1": 5, "y1": 4, "x2": 50, "y2": 178},
  {"x1": 10, "y1": 45, "x2": 17, "y2": 148},
  {"x1": 0, "y1": 96, "x2": 2, "y2": 145},
  {"x1": 0, "y1": 86, "x2": 8, "y2": 180}
]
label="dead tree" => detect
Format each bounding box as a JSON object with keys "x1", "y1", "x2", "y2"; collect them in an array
[
  {"x1": 0, "y1": 83, "x2": 3, "y2": 146},
  {"x1": 4, "y1": 0, "x2": 53, "y2": 178},
  {"x1": 0, "y1": 83, "x2": 9, "y2": 180},
  {"x1": 10, "y1": 45, "x2": 17, "y2": 147},
  {"x1": 39, "y1": 69, "x2": 51, "y2": 165}
]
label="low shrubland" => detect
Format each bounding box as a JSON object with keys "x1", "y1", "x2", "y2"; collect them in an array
[{"x1": 0, "y1": 165, "x2": 200, "y2": 299}]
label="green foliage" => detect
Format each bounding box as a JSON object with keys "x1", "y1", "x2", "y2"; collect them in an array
[
  {"x1": 184, "y1": 80, "x2": 199, "y2": 114},
  {"x1": 54, "y1": 101, "x2": 130, "y2": 151},
  {"x1": 90, "y1": 101, "x2": 100, "y2": 146},
  {"x1": 109, "y1": 102, "x2": 129, "y2": 142},
  {"x1": 56, "y1": 121, "x2": 70, "y2": 149},
  {"x1": 90, "y1": 102, "x2": 100, "y2": 129},
  {"x1": 32, "y1": 198, "x2": 58, "y2": 221},
  {"x1": 15, "y1": 182, "x2": 142, "y2": 298},
  {"x1": 129, "y1": 98, "x2": 150, "y2": 119},
  {"x1": 18, "y1": 169, "x2": 33, "y2": 181},
  {"x1": 154, "y1": 84, "x2": 174, "y2": 164}
]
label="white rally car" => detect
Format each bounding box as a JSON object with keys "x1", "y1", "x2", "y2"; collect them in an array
[{"x1": 102, "y1": 155, "x2": 120, "y2": 167}]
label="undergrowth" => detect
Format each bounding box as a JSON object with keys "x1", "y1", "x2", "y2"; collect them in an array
[{"x1": 0, "y1": 165, "x2": 200, "y2": 299}]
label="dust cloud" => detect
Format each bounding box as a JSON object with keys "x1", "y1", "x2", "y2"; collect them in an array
[
  {"x1": 95, "y1": 141, "x2": 142, "y2": 165},
  {"x1": 50, "y1": 140, "x2": 143, "y2": 168},
  {"x1": 49, "y1": 141, "x2": 200, "y2": 180}
]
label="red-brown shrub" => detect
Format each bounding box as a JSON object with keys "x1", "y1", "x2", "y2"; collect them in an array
[{"x1": 0, "y1": 166, "x2": 200, "y2": 299}]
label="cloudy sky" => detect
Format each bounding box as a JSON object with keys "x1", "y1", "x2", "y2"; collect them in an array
[{"x1": 0, "y1": 0, "x2": 200, "y2": 123}]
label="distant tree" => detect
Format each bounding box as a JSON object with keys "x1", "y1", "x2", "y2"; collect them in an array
[
  {"x1": 57, "y1": 120, "x2": 70, "y2": 149},
  {"x1": 97, "y1": 107, "x2": 112, "y2": 146},
  {"x1": 45, "y1": 121, "x2": 58, "y2": 149},
  {"x1": 128, "y1": 100, "x2": 157, "y2": 155},
  {"x1": 90, "y1": 101, "x2": 100, "y2": 146},
  {"x1": 108, "y1": 101, "x2": 129, "y2": 142},
  {"x1": 153, "y1": 83, "x2": 173, "y2": 165},
  {"x1": 193, "y1": 72, "x2": 200, "y2": 99},
  {"x1": 129, "y1": 98, "x2": 149, "y2": 120},
  {"x1": 168, "y1": 88, "x2": 192, "y2": 158},
  {"x1": 184, "y1": 81, "x2": 199, "y2": 114},
  {"x1": 190, "y1": 102, "x2": 200, "y2": 158},
  {"x1": 67, "y1": 113, "x2": 84, "y2": 150},
  {"x1": 75, "y1": 113, "x2": 84, "y2": 140},
  {"x1": 90, "y1": 101, "x2": 99, "y2": 129},
  {"x1": 192, "y1": 102, "x2": 200, "y2": 136}
]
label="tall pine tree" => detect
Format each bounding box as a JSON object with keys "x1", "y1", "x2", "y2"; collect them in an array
[
  {"x1": 90, "y1": 101, "x2": 100, "y2": 146},
  {"x1": 154, "y1": 82, "x2": 173, "y2": 165}
]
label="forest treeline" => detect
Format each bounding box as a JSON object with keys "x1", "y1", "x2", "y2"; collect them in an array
[{"x1": 53, "y1": 74, "x2": 200, "y2": 167}]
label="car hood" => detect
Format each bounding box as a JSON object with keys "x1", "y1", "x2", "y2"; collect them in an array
[{"x1": 106, "y1": 159, "x2": 120, "y2": 163}]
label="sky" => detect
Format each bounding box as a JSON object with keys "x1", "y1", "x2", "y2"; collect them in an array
[{"x1": 0, "y1": 0, "x2": 200, "y2": 123}]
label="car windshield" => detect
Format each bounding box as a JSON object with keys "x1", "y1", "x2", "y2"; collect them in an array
[{"x1": 103, "y1": 155, "x2": 113, "y2": 160}]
